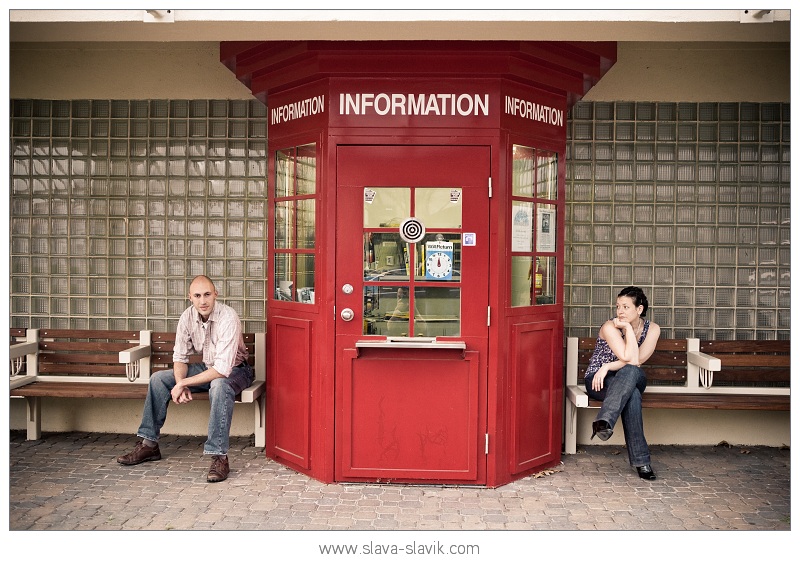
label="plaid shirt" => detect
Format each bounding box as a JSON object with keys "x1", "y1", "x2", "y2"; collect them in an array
[{"x1": 173, "y1": 301, "x2": 248, "y2": 377}]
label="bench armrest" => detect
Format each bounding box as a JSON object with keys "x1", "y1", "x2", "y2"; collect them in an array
[
  {"x1": 119, "y1": 344, "x2": 151, "y2": 364},
  {"x1": 239, "y1": 381, "x2": 266, "y2": 404},
  {"x1": 10, "y1": 341, "x2": 38, "y2": 378},
  {"x1": 687, "y1": 350, "x2": 721, "y2": 388},
  {"x1": 119, "y1": 344, "x2": 152, "y2": 382},
  {"x1": 687, "y1": 351, "x2": 721, "y2": 371},
  {"x1": 10, "y1": 341, "x2": 38, "y2": 359},
  {"x1": 566, "y1": 384, "x2": 589, "y2": 408}
]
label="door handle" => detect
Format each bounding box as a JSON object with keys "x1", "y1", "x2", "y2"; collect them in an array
[{"x1": 340, "y1": 308, "x2": 355, "y2": 322}]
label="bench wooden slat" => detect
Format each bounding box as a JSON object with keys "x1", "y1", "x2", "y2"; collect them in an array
[
  {"x1": 586, "y1": 393, "x2": 790, "y2": 411},
  {"x1": 39, "y1": 329, "x2": 140, "y2": 340},
  {"x1": 575, "y1": 337, "x2": 689, "y2": 385},
  {"x1": 10, "y1": 381, "x2": 241, "y2": 402},
  {"x1": 709, "y1": 354, "x2": 790, "y2": 368},
  {"x1": 701, "y1": 340, "x2": 790, "y2": 354},
  {"x1": 39, "y1": 364, "x2": 128, "y2": 376},
  {"x1": 39, "y1": 341, "x2": 136, "y2": 353}
]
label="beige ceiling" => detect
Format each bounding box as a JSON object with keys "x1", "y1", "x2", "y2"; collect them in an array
[{"x1": 9, "y1": 10, "x2": 791, "y2": 43}]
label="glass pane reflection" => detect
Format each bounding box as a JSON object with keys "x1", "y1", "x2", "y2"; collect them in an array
[
  {"x1": 364, "y1": 232, "x2": 410, "y2": 282},
  {"x1": 416, "y1": 187, "x2": 462, "y2": 228},
  {"x1": 363, "y1": 285, "x2": 411, "y2": 336},
  {"x1": 414, "y1": 286, "x2": 460, "y2": 337},
  {"x1": 363, "y1": 187, "x2": 410, "y2": 228},
  {"x1": 511, "y1": 256, "x2": 556, "y2": 306}
]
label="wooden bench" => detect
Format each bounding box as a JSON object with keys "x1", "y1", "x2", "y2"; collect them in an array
[
  {"x1": 564, "y1": 337, "x2": 789, "y2": 454},
  {"x1": 9, "y1": 328, "x2": 266, "y2": 447}
]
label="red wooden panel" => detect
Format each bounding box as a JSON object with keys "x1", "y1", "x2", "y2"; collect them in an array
[
  {"x1": 268, "y1": 317, "x2": 312, "y2": 470},
  {"x1": 510, "y1": 320, "x2": 559, "y2": 474},
  {"x1": 339, "y1": 348, "x2": 479, "y2": 482}
]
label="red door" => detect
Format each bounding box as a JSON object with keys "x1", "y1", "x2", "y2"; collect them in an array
[{"x1": 335, "y1": 145, "x2": 490, "y2": 484}]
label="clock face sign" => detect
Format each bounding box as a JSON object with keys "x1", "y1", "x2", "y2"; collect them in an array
[{"x1": 426, "y1": 251, "x2": 453, "y2": 279}]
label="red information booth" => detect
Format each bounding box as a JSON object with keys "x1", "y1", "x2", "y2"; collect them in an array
[{"x1": 221, "y1": 41, "x2": 615, "y2": 487}]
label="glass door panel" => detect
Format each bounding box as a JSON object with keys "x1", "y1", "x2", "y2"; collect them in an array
[{"x1": 361, "y1": 186, "x2": 463, "y2": 337}]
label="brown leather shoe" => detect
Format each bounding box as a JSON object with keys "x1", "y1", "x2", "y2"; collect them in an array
[
  {"x1": 207, "y1": 455, "x2": 229, "y2": 482},
  {"x1": 117, "y1": 440, "x2": 161, "y2": 465}
]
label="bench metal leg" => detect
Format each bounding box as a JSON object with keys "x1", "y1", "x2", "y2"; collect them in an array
[
  {"x1": 253, "y1": 393, "x2": 266, "y2": 448},
  {"x1": 564, "y1": 399, "x2": 577, "y2": 455},
  {"x1": 26, "y1": 397, "x2": 42, "y2": 441}
]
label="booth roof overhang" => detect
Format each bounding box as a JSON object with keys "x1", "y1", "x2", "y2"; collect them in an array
[{"x1": 220, "y1": 40, "x2": 617, "y2": 106}]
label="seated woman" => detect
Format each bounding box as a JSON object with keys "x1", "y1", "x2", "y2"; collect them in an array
[{"x1": 585, "y1": 286, "x2": 660, "y2": 480}]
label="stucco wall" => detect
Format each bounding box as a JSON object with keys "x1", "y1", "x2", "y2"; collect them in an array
[{"x1": 10, "y1": 41, "x2": 791, "y2": 103}]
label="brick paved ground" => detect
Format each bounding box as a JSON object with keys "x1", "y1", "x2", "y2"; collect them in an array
[{"x1": 9, "y1": 431, "x2": 790, "y2": 534}]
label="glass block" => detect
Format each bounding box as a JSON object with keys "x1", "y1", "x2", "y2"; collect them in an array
[
  {"x1": 677, "y1": 103, "x2": 697, "y2": 121},
  {"x1": 714, "y1": 309, "x2": 733, "y2": 329},
  {"x1": 572, "y1": 122, "x2": 592, "y2": 140},
  {"x1": 594, "y1": 143, "x2": 614, "y2": 161},
  {"x1": 245, "y1": 260, "x2": 264, "y2": 279},
  {"x1": 70, "y1": 297, "x2": 88, "y2": 315},
  {"x1": 736, "y1": 309, "x2": 755, "y2": 328},
  {"x1": 715, "y1": 267, "x2": 735, "y2": 286},
  {"x1": 760, "y1": 123, "x2": 780, "y2": 143},
  {"x1": 11, "y1": 296, "x2": 31, "y2": 317},
  {"x1": 591, "y1": 204, "x2": 611, "y2": 223},
  {"x1": 636, "y1": 123, "x2": 655, "y2": 141},
  {"x1": 615, "y1": 123, "x2": 634, "y2": 141},
  {"x1": 207, "y1": 260, "x2": 225, "y2": 278},
  {"x1": 611, "y1": 184, "x2": 631, "y2": 202},
  {"x1": 758, "y1": 248, "x2": 778, "y2": 266},
  {"x1": 206, "y1": 240, "x2": 224, "y2": 257},
  {"x1": 571, "y1": 265, "x2": 590, "y2": 284},
  {"x1": 758, "y1": 227, "x2": 777, "y2": 245},
  {"x1": 246, "y1": 240, "x2": 265, "y2": 257},
  {"x1": 128, "y1": 278, "x2": 146, "y2": 296},
  {"x1": 591, "y1": 307, "x2": 611, "y2": 327},
  {"x1": 760, "y1": 164, "x2": 779, "y2": 183},
  {"x1": 698, "y1": 123, "x2": 717, "y2": 142},
  {"x1": 675, "y1": 267, "x2": 693, "y2": 285},
  {"x1": 695, "y1": 267, "x2": 714, "y2": 286},
  {"x1": 635, "y1": 163, "x2": 653, "y2": 181},
  {"x1": 719, "y1": 122, "x2": 743, "y2": 144},
  {"x1": 612, "y1": 266, "x2": 632, "y2": 285},
  {"x1": 758, "y1": 267, "x2": 778, "y2": 286},
  {"x1": 651, "y1": 308, "x2": 672, "y2": 329},
  {"x1": 716, "y1": 288, "x2": 734, "y2": 307},
  {"x1": 695, "y1": 308, "x2": 714, "y2": 328},
  {"x1": 128, "y1": 299, "x2": 146, "y2": 316},
  {"x1": 674, "y1": 308, "x2": 693, "y2": 328},
  {"x1": 695, "y1": 287, "x2": 714, "y2": 306},
  {"x1": 654, "y1": 226, "x2": 674, "y2": 243}
]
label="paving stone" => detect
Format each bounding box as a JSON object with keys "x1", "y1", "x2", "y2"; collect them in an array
[{"x1": 9, "y1": 432, "x2": 790, "y2": 534}]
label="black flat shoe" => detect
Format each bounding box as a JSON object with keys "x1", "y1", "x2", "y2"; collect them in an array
[
  {"x1": 636, "y1": 465, "x2": 657, "y2": 480},
  {"x1": 591, "y1": 420, "x2": 613, "y2": 441}
]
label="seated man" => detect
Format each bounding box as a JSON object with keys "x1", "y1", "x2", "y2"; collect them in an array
[{"x1": 117, "y1": 275, "x2": 254, "y2": 483}]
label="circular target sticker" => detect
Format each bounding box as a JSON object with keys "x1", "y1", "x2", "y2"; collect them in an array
[{"x1": 399, "y1": 217, "x2": 426, "y2": 243}]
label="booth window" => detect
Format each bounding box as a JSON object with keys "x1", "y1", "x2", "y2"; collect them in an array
[
  {"x1": 510, "y1": 145, "x2": 558, "y2": 306},
  {"x1": 362, "y1": 187, "x2": 462, "y2": 337},
  {"x1": 274, "y1": 143, "x2": 316, "y2": 303}
]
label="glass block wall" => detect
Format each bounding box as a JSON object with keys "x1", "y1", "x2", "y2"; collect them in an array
[
  {"x1": 565, "y1": 101, "x2": 790, "y2": 340},
  {"x1": 8, "y1": 99, "x2": 791, "y2": 340},
  {"x1": 10, "y1": 99, "x2": 268, "y2": 333}
]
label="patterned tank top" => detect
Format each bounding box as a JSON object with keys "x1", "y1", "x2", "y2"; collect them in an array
[{"x1": 585, "y1": 318, "x2": 650, "y2": 377}]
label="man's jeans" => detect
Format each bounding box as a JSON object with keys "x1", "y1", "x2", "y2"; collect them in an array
[
  {"x1": 137, "y1": 363, "x2": 255, "y2": 456},
  {"x1": 584, "y1": 364, "x2": 651, "y2": 467}
]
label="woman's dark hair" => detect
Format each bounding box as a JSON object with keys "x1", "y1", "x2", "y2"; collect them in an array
[{"x1": 618, "y1": 286, "x2": 649, "y2": 317}]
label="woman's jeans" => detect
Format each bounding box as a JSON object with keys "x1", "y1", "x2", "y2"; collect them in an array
[
  {"x1": 585, "y1": 364, "x2": 651, "y2": 467},
  {"x1": 137, "y1": 362, "x2": 255, "y2": 456}
]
